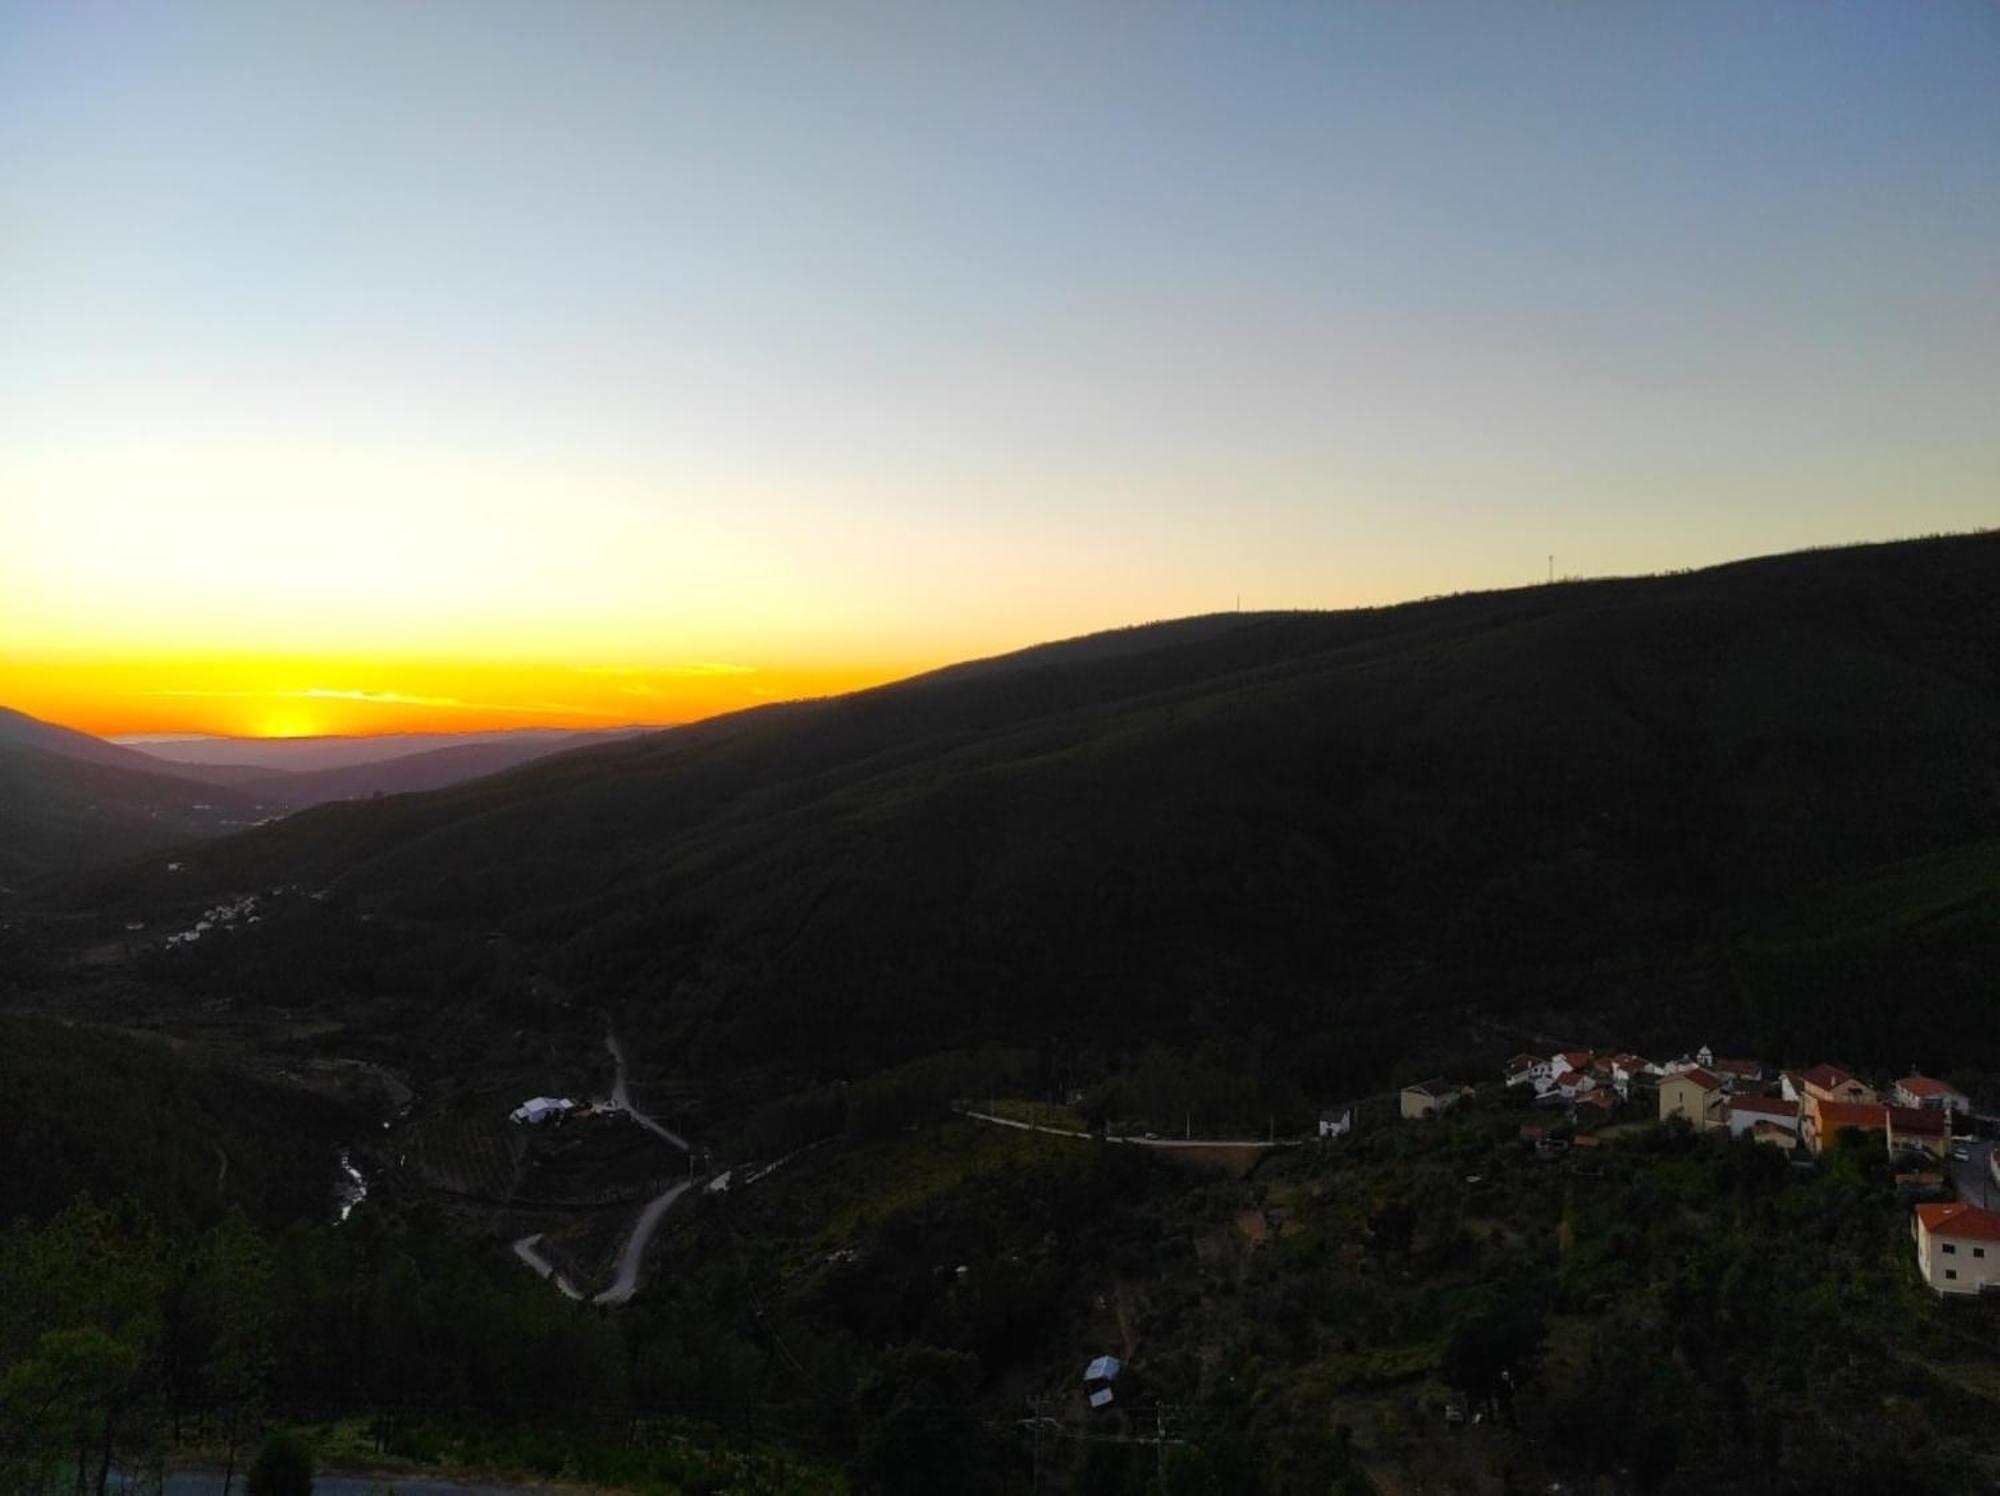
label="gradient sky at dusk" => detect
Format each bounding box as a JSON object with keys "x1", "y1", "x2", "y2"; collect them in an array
[{"x1": 4, "y1": 1, "x2": 1996, "y2": 736}]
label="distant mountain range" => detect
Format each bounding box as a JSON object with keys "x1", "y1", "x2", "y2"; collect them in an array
[
  {"x1": 0, "y1": 708, "x2": 644, "y2": 877},
  {"x1": 107, "y1": 530, "x2": 2000, "y2": 1089},
  {"x1": 120, "y1": 727, "x2": 634, "y2": 774}
]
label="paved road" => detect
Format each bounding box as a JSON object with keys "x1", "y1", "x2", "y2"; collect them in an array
[
  {"x1": 594, "y1": 1178, "x2": 691, "y2": 1305},
  {"x1": 959, "y1": 1108, "x2": 1304, "y2": 1150},
  {"x1": 604, "y1": 1030, "x2": 689, "y2": 1152},
  {"x1": 1951, "y1": 1136, "x2": 1995, "y2": 1208},
  {"x1": 512, "y1": 1027, "x2": 695, "y2": 1306},
  {"x1": 511, "y1": 1233, "x2": 583, "y2": 1300},
  {"x1": 155, "y1": 1475, "x2": 584, "y2": 1494}
]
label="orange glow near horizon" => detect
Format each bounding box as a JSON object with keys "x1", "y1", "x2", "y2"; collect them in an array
[{"x1": 2, "y1": 656, "x2": 922, "y2": 740}]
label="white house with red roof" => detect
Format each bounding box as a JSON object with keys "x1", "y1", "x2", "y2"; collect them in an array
[
  {"x1": 1894, "y1": 1075, "x2": 1970, "y2": 1114},
  {"x1": 1914, "y1": 1203, "x2": 2000, "y2": 1295},
  {"x1": 1504, "y1": 1053, "x2": 1554, "y2": 1090},
  {"x1": 1724, "y1": 1093, "x2": 1800, "y2": 1140},
  {"x1": 1549, "y1": 1050, "x2": 1595, "y2": 1080}
]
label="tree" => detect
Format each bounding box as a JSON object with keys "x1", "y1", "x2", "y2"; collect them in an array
[
  {"x1": 855, "y1": 1346, "x2": 993, "y2": 1495},
  {"x1": 245, "y1": 1429, "x2": 314, "y2": 1496},
  {"x1": 0, "y1": 1327, "x2": 141, "y2": 1495},
  {"x1": 197, "y1": 1211, "x2": 277, "y2": 1495},
  {"x1": 1443, "y1": 1307, "x2": 1545, "y2": 1422}
]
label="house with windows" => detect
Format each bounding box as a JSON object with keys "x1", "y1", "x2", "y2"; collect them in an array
[
  {"x1": 1400, "y1": 1078, "x2": 1463, "y2": 1121},
  {"x1": 1708, "y1": 1057, "x2": 1765, "y2": 1090},
  {"x1": 1886, "y1": 1105, "x2": 1952, "y2": 1161},
  {"x1": 1749, "y1": 1120, "x2": 1800, "y2": 1152},
  {"x1": 1804, "y1": 1099, "x2": 1887, "y2": 1155},
  {"x1": 1800, "y1": 1065, "x2": 1876, "y2": 1107},
  {"x1": 1894, "y1": 1075, "x2": 1970, "y2": 1114},
  {"x1": 1504, "y1": 1054, "x2": 1553, "y2": 1090},
  {"x1": 1914, "y1": 1203, "x2": 2000, "y2": 1295},
  {"x1": 1725, "y1": 1093, "x2": 1800, "y2": 1141},
  {"x1": 1658, "y1": 1068, "x2": 1726, "y2": 1131}
]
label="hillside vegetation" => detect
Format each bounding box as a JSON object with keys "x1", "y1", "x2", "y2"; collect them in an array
[
  {"x1": 75, "y1": 529, "x2": 2000, "y2": 1107},
  {"x1": 0, "y1": 744, "x2": 271, "y2": 882}
]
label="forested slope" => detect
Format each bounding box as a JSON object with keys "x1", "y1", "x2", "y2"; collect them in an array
[{"x1": 111, "y1": 531, "x2": 2000, "y2": 1085}]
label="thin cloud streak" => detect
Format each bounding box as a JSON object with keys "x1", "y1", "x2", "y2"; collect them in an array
[{"x1": 135, "y1": 687, "x2": 603, "y2": 717}]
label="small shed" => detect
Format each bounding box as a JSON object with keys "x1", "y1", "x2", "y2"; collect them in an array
[
  {"x1": 509, "y1": 1096, "x2": 576, "y2": 1125},
  {"x1": 1084, "y1": 1354, "x2": 1123, "y2": 1384}
]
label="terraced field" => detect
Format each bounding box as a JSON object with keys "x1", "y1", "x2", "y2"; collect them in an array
[{"x1": 410, "y1": 1117, "x2": 526, "y2": 1200}]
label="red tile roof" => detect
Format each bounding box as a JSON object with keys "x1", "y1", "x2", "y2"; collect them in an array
[
  {"x1": 1916, "y1": 1202, "x2": 2000, "y2": 1243},
  {"x1": 1814, "y1": 1100, "x2": 1887, "y2": 1131},
  {"x1": 1711, "y1": 1057, "x2": 1763, "y2": 1078},
  {"x1": 1802, "y1": 1064, "x2": 1859, "y2": 1092},
  {"x1": 1886, "y1": 1105, "x2": 1950, "y2": 1137},
  {"x1": 1668, "y1": 1067, "x2": 1724, "y2": 1092},
  {"x1": 1729, "y1": 1095, "x2": 1799, "y2": 1119},
  {"x1": 1898, "y1": 1075, "x2": 1965, "y2": 1099}
]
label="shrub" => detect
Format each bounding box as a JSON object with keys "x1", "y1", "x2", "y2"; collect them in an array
[{"x1": 246, "y1": 1429, "x2": 315, "y2": 1496}]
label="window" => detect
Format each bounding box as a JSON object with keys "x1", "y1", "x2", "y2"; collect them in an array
[
  {"x1": 1944, "y1": 1243, "x2": 1958, "y2": 1254},
  {"x1": 1946, "y1": 1269, "x2": 1958, "y2": 1280},
  {"x1": 1978, "y1": 1248, "x2": 1987, "y2": 1260}
]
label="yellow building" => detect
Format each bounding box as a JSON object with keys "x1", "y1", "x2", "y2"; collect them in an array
[
  {"x1": 1658, "y1": 1068, "x2": 1726, "y2": 1131},
  {"x1": 1400, "y1": 1078, "x2": 1461, "y2": 1121}
]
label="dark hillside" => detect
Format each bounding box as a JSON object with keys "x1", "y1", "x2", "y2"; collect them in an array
[
  {"x1": 0, "y1": 704, "x2": 204, "y2": 774},
  {"x1": 0, "y1": 742, "x2": 270, "y2": 881},
  {"x1": 243, "y1": 728, "x2": 644, "y2": 808},
  {"x1": 93, "y1": 532, "x2": 2000, "y2": 1091}
]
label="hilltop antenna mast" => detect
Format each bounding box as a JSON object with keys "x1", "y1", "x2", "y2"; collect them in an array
[{"x1": 1547, "y1": 555, "x2": 1554, "y2": 585}]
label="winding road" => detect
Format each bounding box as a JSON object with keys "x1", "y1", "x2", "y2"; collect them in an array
[
  {"x1": 606, "y1": 1029, "x2": 690, "y2": 1151},
  {"x1": 958, "y1": 1107, "x2": 1305, "y2": 1150},
  {"x1": 513, "y1": 1025, "x2": 694, "y2": 1306},
  {"x1": 510, "y1": 1233, "x2": 583, "y2": 1300},
  {"x1": 593, "y1": 1178, "x2": 692, "y2": 1304}
]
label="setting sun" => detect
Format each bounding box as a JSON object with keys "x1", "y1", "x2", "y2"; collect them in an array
[{"x1": 250, "y1": 705, "x2": 328, "y2": 740}]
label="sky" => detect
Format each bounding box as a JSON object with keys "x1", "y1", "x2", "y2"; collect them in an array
[{"x1": 3, "y1": 0, "x2": 1996, "y2": 737}]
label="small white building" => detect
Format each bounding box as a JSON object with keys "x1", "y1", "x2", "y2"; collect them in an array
[
  {"x1": 1724, "y1": 1094, "x2": 1800, "y2": 1140},
  {"x1": 509, "y1": 1096, "x2": 577, "y2": 1125},
  {"x1": 1504, "y1": 1054, "x2": 1552, "y2": 1089},
  {"x1": 1895, "y1": 1075, "x2": 1971, "y2": 1114},
  {"x1": 1318, "y1": 1108, "x2": 1353, "y2": 1139},
  {"x1": 1914, "y1": 1203, "x2": 2000, "y2": 1295}
]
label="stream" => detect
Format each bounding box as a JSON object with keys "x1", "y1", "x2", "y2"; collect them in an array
[{"x1": 335, "y1": 1150, "x2": 369, "y2": 1223}]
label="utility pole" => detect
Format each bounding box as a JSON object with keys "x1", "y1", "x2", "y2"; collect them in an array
[{"x1": 1547, "y1": 554, "x2": 1554, "y2": 585}]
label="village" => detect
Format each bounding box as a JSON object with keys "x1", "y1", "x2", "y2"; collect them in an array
[{"x1": 1392, "y1": 1045, "x2": 2000, "y2": 1299}]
